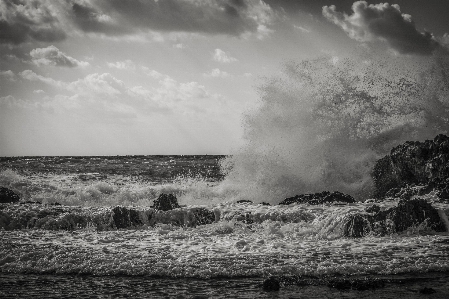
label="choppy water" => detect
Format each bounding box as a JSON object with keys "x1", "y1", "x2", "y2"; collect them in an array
[{"x1": 1, "y1": 155, "x2": 449, "y2": 297}]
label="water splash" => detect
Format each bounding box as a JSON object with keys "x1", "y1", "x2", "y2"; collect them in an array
[{"x1": 221, "y1": 50, "x2": 449, "y2": 203}]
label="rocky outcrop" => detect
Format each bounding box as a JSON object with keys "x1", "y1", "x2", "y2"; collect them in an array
[
  {"x1": 190, "y1": 207, "x2": 215, "y2": 226},
  {"x1": 0, "y1": 187, "x2": 20, "y2": 203},
  {"x1": 372, "y1": 134, "x2": 449, "y2": 200},
  {"x1": 112, "y1": 206, "x2": 144, "y2": 229},
  {"x1": 152, "y1": 193, "x2": 180, "y2": 211},
  {"x1": 343, "y1": 198, "x2": 446, "y2": 237},
  {"x1": 279, "y1": 191, "x2": 355, "y2": 205}
]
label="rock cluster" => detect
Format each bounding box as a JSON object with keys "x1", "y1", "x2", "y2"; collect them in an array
[
  {"x1": 373, "y1": 134, "x2": 449, "y2": 200},
  {"x1": 343, "y1": 198, "x2": 446, "y2": 237},
  {"x1": 152, "y1": 193, "x2": 180, "y2": 211},
  {"x1": 112, "y1": 206, "x2": 144, "y2": 229},
  {"x1": 0, "y1": 187, "x2": 20, "y2": 203},
  {"x1": 279, "y1": 191, "x2": 355, "y2": 205},
  {"x1": 0, "y1": 194, "x2": 217, "y2": 230}
]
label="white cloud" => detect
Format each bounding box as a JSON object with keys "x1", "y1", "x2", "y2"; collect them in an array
[
  {"x1": 173, "y1": 43, "x2": 186, "y2": 49},
  {"x1": 294, "y1": 25, "x2": 310, "y2": 33},
  {"x1": 0, "y1": 70, "x2": 15, "y2": 81},
  {"x1": 213, "y1": 49, "x2": 237, "y2": 63},
  {"x1": 30, "y1": 45, "x2": 89, "y2": 67},
  {"x1": 203, "y1": 68, "x2": 230, "y2": 78},
  {"x1": 33, "y1": 90, "x2": 45, "y2": 94},
  {"x1": 19, "y1": 70, "x2": 65, "y2": 87},
  {"x1": 107, "y1": 59, "x2": 136, "y2": 70},
  {"x1": 323, "y1": 1, "x2": 439, "y2": 55}
]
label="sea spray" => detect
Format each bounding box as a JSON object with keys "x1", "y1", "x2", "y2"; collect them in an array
[{"x1": 220, "y1": 51, "x2": 449, "y2": 204}]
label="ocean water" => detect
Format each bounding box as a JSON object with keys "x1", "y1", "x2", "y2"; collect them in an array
[
  {"x1": 2, "y1": 51, "x2": 449, "y2": 297},
  {"x1": 1, "y1": 155, "x2": 449, "y2": 298}
]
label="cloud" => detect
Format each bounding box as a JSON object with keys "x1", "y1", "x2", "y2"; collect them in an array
[
  {"x1": 173, "y1": 43, "x2": 186, "y2": 49},
  {"x1": 203, "y1": 68, "x2": 231, "y2": 78},
  {"x1": 213, "y1": 49, "x2": 238, "y2": 63},
  {"x1": 30, "y1": 45, "x2": 89, "y2": 67},
  {"x1": 294, "y1": 25, "x2": 310, "y2": 33},
  {"x1": 70, "y1": 0, "x2": 275, "y2": 38},
  {"x1": 0, "y1": 70, "x2": 15, "y2": 81},
  {"x1": 322, "y1": 1, "x2": 439, "y2": 55},
  {"x1": 0, "y1": 0, "x2": 276, "y2": 46},
  {"x1": 17, "y1": 68, "x2": 227, "y2": 117},
  {"x1": 107, "y1": 59, "x2": 136, "y2": 70},
  {"x1": 19, "y1": 70, "x2": 65, "y2": 87},
  {"x1": 0, "y1": 0, "x2": 66, "y2": 44}
]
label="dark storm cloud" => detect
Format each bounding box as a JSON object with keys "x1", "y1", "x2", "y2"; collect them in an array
[
  {"x1": 0, "y1": 0, "x2": 66, "y2": 44},
  {"x1": 70, "y1": 0, "x2": 273, "y2": 37},
  {"x1": 0, "y1": 0, "x2": 273, "y2": 46},
  {"x1": 323, "y1": 1, "x2": 439, "y2": 55}
]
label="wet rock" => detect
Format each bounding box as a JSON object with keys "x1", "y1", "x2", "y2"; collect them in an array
[
  {"x1": 262, "y1": 277, "x2": 280, "y2": 291},
  {"x1": 236, "y1": 200, "x2": 252, "y2": 204},
  {"x1": 327, "y1": 278, "x2": 385, "y2": 291},
  {"x1": 19, "y1": 201, "x2": 41, "y2": 205},
  {"x1": 419, "y1": 287, "x2": 436, "y2": 294},
  {"x1": 0, "y1": 187, "x2": 20, "y2": 203},
  {"x1": 152, "y1": 194, "x2": 180, "y2": 211},
  {"x1": 0, "y1": 210, "x2": 12, "y2": 229},
  {"x1": 373, "y1": 134, "x2": 449, "y2": 200},
  {"x1": 343, "y1": 198, "x2": 446, "y2": 237},
  {"x1": 343, "y1": 213, "x2": 374, "y2": 238},
  {"x1": 279, "y1": 191, "x2": 355, "y2": 205},
  {"x1": 191, "y1": 207, "x2": 215, "y2": 226},
  {"x1": 112, "y1": 207, "x2": 143, "y2": 229}
]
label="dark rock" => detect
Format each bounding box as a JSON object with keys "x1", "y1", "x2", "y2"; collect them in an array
[
  {"x1": 373, "y1": 134, "x2": 449, "y2": 199},
  {"x1": 262, "y1": 277, "x2": 280, "y2": 291},
  {"x1": 279, "y1": 191, "x2": 355, "y2": 205},
  {"x1": 191, "y1": 208, "x2": 215, "y2": 226},
  {"x1": 343, "y1": 198, "x2": 446, "y2": 237},
  {"x1": 261, "y1": 202, "x2": 271, "y2": 206},
  {"x1": 20, "y1": 201, "x2": 41, "y2": 205},
  {"x1": 0, "y1": 210, "x2": 12, "y2": 229},
  {"x1": 419, "y1": 287, "x2": 436, "y2": 294},
  {"x1": 152, "y1": 194, "x2": 180, "y2": 211},
  {"x1": 112, "y1": 207, "x2": 143, "y2": 229},
  {"x1": 236, "y1": 200, "x2": 252, "y2": 204},
  {"x1": 0, "y1": 187, "x2": 20, "y2": 203},
  {"x1": 327, "y1": 278, "x2": 385, "y2": 291},
  {"x1": 343, "y1": 214, "x2": 374, "y2": 238}
]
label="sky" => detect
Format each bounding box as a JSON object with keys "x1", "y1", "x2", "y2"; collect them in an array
[{"x1": 1, "y1": 0, "x2": 449, "y2": 156}]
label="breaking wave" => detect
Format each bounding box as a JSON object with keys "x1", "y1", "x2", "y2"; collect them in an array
[{"x1": 220, "y1": 49, "x2": 449, "y2": 204}]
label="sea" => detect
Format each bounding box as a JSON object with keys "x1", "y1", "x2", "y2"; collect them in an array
[{"x1": 1, "y1": 155, "x2": 449, "y2": 298}]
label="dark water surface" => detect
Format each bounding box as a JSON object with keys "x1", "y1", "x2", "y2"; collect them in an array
[{"x1": 1, "y1": 273, "x2": 449, "y2": 298}]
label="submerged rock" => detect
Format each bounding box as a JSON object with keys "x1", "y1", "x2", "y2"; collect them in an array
[
  {"x1": 373, "y1": 134, "x2": 449, "y2": 200},
  {"x1": 0, "y1": 187, "x2": 20, "y2": 203},
  {"x1": 279, "y1": 191, "x2": 355, "y2": 205},
  {"x1": 112, "y1": 206, "x2": 144, "y2": 229},
  {"x1": 152, "y1": 194, "x2": 180, "y2": 211},
  {"x1": 343, "y1": 198, "x2": 446, "y2": 237},
  {"x1": 262, "y1": 277, "x2": 280, "y2": 291}
]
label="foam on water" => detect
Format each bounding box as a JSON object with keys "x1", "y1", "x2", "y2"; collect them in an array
[
  {"x1": 1, "y1": 203, "x2": 449, "y2": 278},
  {"x1": 219, "y1": 50, "x2": 449, "y2": 204}
]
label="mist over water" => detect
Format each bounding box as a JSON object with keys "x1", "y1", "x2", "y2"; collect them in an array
[{"x1": 220, "y1": 50, "x2": 449, "y2": 204}]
